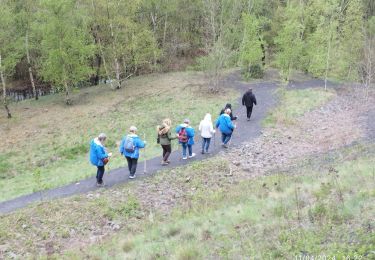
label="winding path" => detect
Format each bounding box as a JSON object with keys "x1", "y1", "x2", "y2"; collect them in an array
[{"x1": 0, "y1": 72, "x2": 334, "y2": 214}]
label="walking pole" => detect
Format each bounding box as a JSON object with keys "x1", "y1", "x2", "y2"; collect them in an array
[
  {"x1": 143, "y1": 133, "x2": 147, "y2": 174},
  {"x1": 227, "y1": 126, "x2": 236, "y2": 148}
]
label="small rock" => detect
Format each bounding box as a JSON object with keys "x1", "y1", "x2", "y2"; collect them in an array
[
  {"x1": 185, "y1": 176, "x2": 191, "y2": 183},
  {"x1": 112, "y1": 224, "x2": 121, "y2": 231},
  {"x1": 242, "y1": 167, "x2": 251, "y2": 172},
  {"x1": 232, "y1": 161, "x2": 241, "y2": 166},
  {"x1": 22, "y1": 224, "x2": 28, "y2": 229},
  {"x1": 8, "y1": 252, "x2": 17, "y2": 259}
]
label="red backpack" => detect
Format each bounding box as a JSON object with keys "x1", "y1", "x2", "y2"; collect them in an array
[{"x1": 178, "y1": 128, "x2": 189, "y2": 143}]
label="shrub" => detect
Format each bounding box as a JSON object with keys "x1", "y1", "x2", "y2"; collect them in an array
[{"x1": 242, "y1": 64, "x2": 264, "y2": 80}]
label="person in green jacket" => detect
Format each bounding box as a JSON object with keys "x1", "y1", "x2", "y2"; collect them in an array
[{"x1": 157, "y1": 118, "x2": 178, "y2": 166}]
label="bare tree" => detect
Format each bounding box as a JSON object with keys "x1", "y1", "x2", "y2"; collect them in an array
[{"x1": 0, "y1": 54, "x2": 12, "y2": 118}]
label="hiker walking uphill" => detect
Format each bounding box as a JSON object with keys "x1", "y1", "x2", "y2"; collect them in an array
[
  {"x1": 242, "y1": 88, "x2": 257, "y2": 121},
  {"x1": 199, "y1": 113, "x2": 215, "y2": 154},
  {"x1": 89, "y1": 133, "x2": 112, "y2": 187},
  {"x1": 216, "y1": 108, "x2": 236, "y2": 148},
  {"x1": 220, "y1": 103, "x2": 237, "y2": 121},
  {"x1": 119, "y1": 126, "x2": 146, "y2": 179},
  {"x1": 157, "y1": 118, "x2": 178, "y2": 166},
  {"x1": 176, "y1": 119, "x2": 196, "y2": 160}
]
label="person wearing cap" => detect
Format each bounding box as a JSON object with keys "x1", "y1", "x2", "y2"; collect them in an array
[
  {"x1": 119, "y1": 126, "x2": 146, "y2": 179},
  {"x1": 242, "y1": 88, "x2": 257, "y2": 121},
  {"x1": 216, "y1": 108, "x2": 236, "y2": 148},
  {"x1": 175, "y1": 119, "x2": 196, "y2": 160},
  {"x1": 89, "y1": 133, "x2": 112, "y2": 187},
  {"x1": 157, "y1": 118, "x2": 178, "y2": 166}
]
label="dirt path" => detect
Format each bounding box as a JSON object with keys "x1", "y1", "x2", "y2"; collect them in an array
[{"x1": 0, "y1": 73, "x2": 344, "y2": 214}]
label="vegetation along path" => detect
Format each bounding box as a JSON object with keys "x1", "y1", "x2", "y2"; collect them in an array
[{"x1": 0, "y1": 73, "x2": 335, "y2": 214}]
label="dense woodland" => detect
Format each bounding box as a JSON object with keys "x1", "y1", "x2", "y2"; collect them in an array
[{"x1": 0, "y1": 0, "x2": 374, "y2": 117}]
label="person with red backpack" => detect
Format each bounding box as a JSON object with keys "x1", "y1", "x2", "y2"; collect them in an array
[
  {"x1": 89, "y1": 133, "x2": 112, "y2": 187},
  {"x1": 119, "y1": 126, "x2": 146, "y2": 179},
  {"x1": 175, "y1": 119, "x2": 196, "y2": 160}
]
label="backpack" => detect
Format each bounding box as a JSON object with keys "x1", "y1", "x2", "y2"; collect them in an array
[
  {"x1": 124, "y1": 136, "x2": 135, "y2": 153},
  {"x1": 178, "y1": 128, "x2": 189, "y2": 143}
]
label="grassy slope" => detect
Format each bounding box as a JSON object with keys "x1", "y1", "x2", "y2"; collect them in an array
[
  {"x1": 0, "y1": 72, "x2": 237, "y2": 202},
  {"x1": 263, "y1": 88, "x2": 335, "y2": 127},
  {"x1": 2, "y1": 87, "x2": 373, "y2": 259},
  {"x1": 1, "y1": 145, "x2": 373, "y2": 259},
  {"x1": 77, "y1": 148, "x2": 374, "y2": 259}
]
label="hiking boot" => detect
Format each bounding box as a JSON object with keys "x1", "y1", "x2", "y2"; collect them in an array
[
  {"x1": 96, "y1": 181, "x2": 105, "y2": 187},
  {"x1": 161, "y1": 161, "x2": 168, "y2": 166},
  {"x1": 205, "y1": 151, "x2": 210, "y2": 154},
  {"x1": 129, "y1": 175, "x2": 136, "y2": 179},
  {"x1": 182, "y1": 157, "x2": 188, "y2": 160},
  {"x1": 189, "y1": 153, "x2": 196, "y2": 158},
  {"x1": 201, "y1": 151, "x2": 205, "y2": 154},
  {"x1": 166, "y1": 160, "x2": 171, "y2": 164},
  {"x1": 247, "y1": 118, "x2": 250, "y2": 121},
  {"x1": 222, "y1": 144, "x2": 228, "y2": 148}
]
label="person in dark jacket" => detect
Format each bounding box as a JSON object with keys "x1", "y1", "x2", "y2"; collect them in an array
[
  {"x1": 157, "y1": 118, "x2": 177, "y2": 165},
  {"x1": 219, "y1": 103, "x2": 237, "y2": 121},
  {"x1": 242, "y1": 88, "x2": 257, "y2": 121}
]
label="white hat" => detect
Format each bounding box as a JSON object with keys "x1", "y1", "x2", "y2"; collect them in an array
[
  {"x1": 129, "y1": 126, "x2": 137, "y2": 132},
  {"x1": 98, "y1": 133, "x2": 107, "y2": 139}
]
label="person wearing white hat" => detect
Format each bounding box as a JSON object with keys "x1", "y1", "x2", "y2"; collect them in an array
[
  {"x1": 89, "y1": 133, "x2": 112, "y2": 187},
  {"x1": 199, "y1": 113, "x2": 215, "y2": 154}
]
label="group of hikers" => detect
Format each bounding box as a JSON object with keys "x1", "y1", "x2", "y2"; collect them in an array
[{"x1": 89, "y1": 88, "x2": 257, "y2": 186}]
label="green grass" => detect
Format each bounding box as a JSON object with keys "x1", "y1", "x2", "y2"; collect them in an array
[
  {"x1": 0, "y1": 71, "x2": 237, "y2": 202},
  {"x1": 1, "y1": 144, "x2": 373, "y2": 258},
  {"x1": 70, "y1": 146, "x2": 374, "y2": 259},
  {"x1": 263, "y1": 88, "x2": 335, "y2": 127}
]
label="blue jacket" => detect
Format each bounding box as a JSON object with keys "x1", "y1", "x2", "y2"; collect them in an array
[
  {"x1": 215, "y1": 114, "x2": 234, "y2": 134},
  {"x1": 175, "y1": 124, "x2": 195, "y2": 145},
  {"x1": 89, "y1": 138, "x2": 108, "y2": 167},
  {"x1": 119, "y1": 134, "x2": 145, "y2": 159}
]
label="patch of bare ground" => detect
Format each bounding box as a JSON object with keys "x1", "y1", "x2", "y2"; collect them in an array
[{"x1": 227, "y1": 87, "x2": 375, "y2": 177}]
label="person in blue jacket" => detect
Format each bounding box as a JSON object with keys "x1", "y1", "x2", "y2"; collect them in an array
[
  {"x1": 119, "y1": 126, "x2": 146, "y2": 179},
  {"x1": 176, "y1": 119, "x2": 196, "y2": 160},
  {"x1": 89, "y1": 133, "x2": 112, "y2": 187},
  {"x1": 216, "y1": 108, "x2": 236, "y2": 148}
]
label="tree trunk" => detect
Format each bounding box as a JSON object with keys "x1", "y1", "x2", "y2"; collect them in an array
[
  {"x1": 26, "y1": 30, "x2": 38, "y2": 100},
  {"x1": 94, "y1": 53, "x2": 101, "y2": 85},
  {"x1": 324, "y1": 24, "x2": 332, "y2": 91},
  {"x1": 109, "y1": 22, "x2": 121, "y2": 89},
  {"x1": 98, "y1": 38, "x2": 114, "y2": 89},
  {"x1": 162, "y1": 12, "x2": 168, "y2": 48},
  {"x1": 115, "y1": 57, "x2": 121, "y2": 89},
  {"x1": 0, "y1": 54, "x2": 11, "y2": 118},
  {"x1": 64, "y1": 80, "x2": 72, "y2": 105}
]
